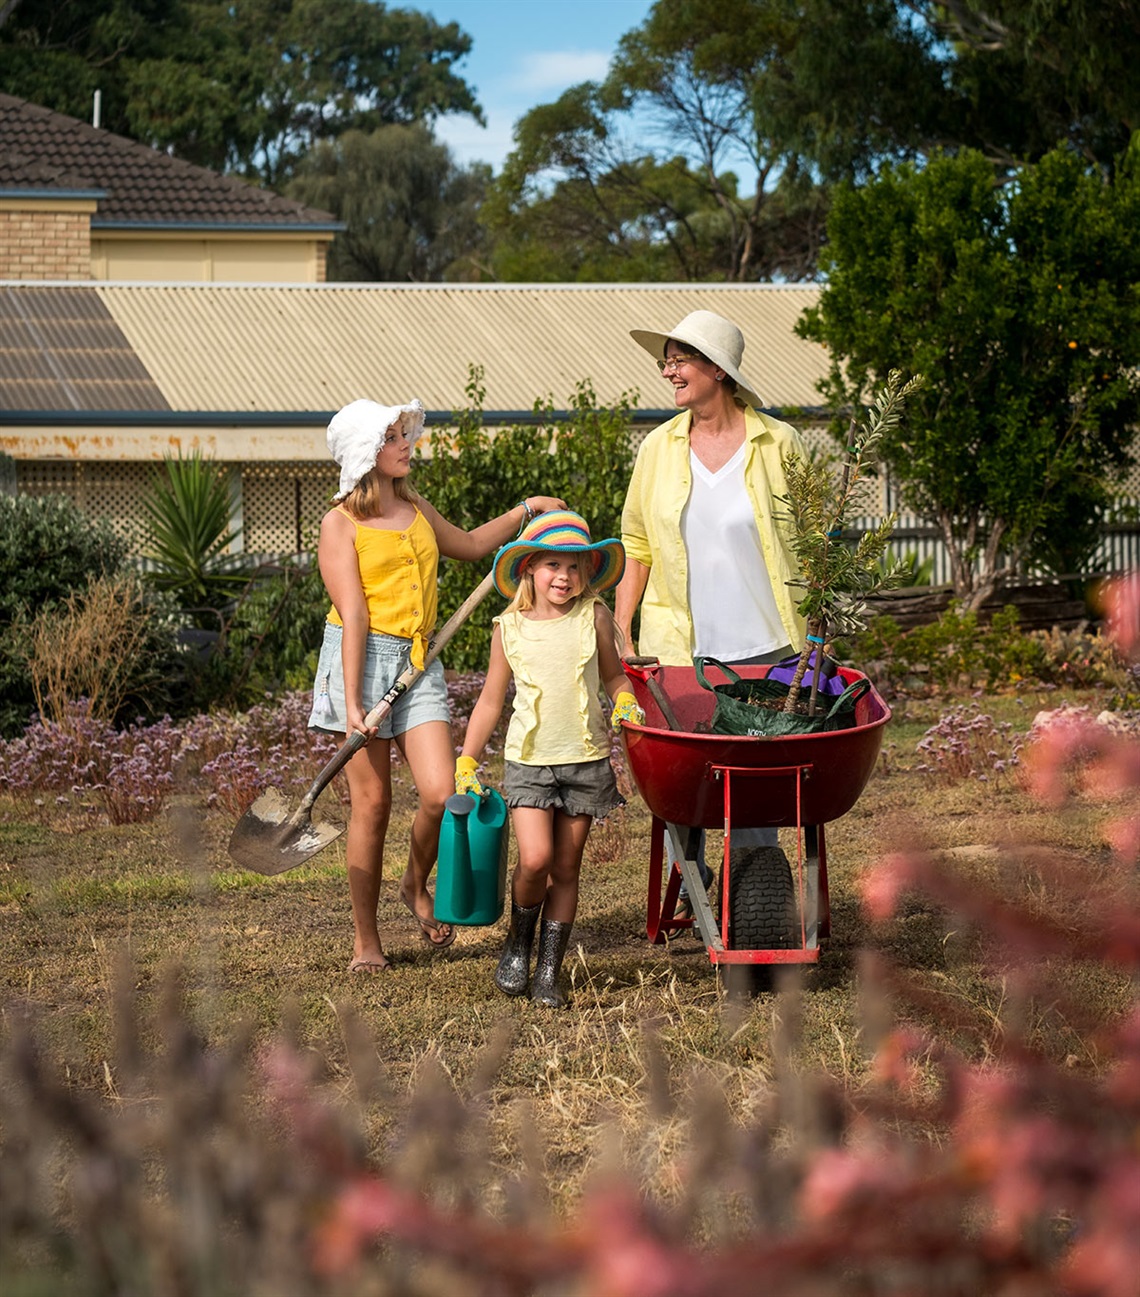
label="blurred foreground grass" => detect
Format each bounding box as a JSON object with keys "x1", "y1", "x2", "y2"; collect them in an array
[{"x1": 1, "y1": 687, "x2": 1137, "y2": 1294}]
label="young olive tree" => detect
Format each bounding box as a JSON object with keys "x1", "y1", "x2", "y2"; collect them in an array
[
  {"x1": 798, "y1": 144, "x2": 1140, "y2": 607},
  {"x1": 779, "y1": 370, "x2": 923, "y2": 712}
]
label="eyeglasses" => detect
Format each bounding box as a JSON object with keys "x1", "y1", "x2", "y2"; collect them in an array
[{"x1": 656, "y1": 353, "x2": 704, "y2": 374}]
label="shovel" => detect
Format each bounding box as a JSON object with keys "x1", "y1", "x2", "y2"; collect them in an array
[
  {"x1": 623, "y1": 656, "x2": 682, "y2": 731},
  {"x1": 228, "y1": 570, "x2": 496, "y2": 875}
]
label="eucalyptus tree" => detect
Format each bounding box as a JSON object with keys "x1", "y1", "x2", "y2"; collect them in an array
[
  {"x1": 0, "y1": 0, "x2": 482, "y2": 187},
  {"x1": 287, "y1": 123, "x2": 489, "y2": 281}
]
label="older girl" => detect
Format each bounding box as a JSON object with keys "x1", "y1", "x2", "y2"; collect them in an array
[{"x1": 309, "y1": 398, "x2": 563, "y2": 973}]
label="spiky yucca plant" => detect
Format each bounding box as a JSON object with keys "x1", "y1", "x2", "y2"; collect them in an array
[{"x1": 779, "y1": 369, "x2": 925, "y2": 713}]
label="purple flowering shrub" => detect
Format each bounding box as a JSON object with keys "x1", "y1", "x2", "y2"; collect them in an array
[
  {"x1": 0, "y1": 692, "x2": 342, "y2": 824},
  {"x1": 914, "y1": 703, "x2": 1026, "y2": 783}
]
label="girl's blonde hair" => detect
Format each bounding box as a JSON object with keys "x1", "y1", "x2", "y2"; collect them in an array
[
  {"x1": 340, "y1": 466, "x2": 417, "y2": 519},
  {"x1": 504, "y1": 558, "x2": 625, "y2": 655},
  {"x1": 505, "y1": 556, "x2": 600, "y2": 615}
]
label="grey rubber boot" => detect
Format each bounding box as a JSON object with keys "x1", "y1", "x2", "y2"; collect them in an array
[
  {"x1": 530, "y1": 919, "x2": 573, "y2": 1008},
  {"x1": 494, "y1": 901, "x2": 542, "y2": 996}
]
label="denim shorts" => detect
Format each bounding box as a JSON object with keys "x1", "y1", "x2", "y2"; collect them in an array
[
  {"x1": 503, "y1": 757, "x2": 624, "y2": 821},
  {"x1": 307, "y1": 621, "x2": 450, "y2": 738}
]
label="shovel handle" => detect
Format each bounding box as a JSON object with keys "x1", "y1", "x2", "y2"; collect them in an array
[
  {"x1": 294, "y1": 570, "x2": 497, "y2": 818},
  {"x1": 622, "y1": 655, "x2": 682, "y2": 732}
]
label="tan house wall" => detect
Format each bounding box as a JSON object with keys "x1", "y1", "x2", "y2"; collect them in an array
[
  {"x1": 0, "y1": 199, "x2": 95, "y2": 279},
  {"x1": 91, "y1": 232, "x2": 331, "y2": 283}
]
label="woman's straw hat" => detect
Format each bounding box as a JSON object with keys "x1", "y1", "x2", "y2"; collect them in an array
[
  {"x1": 630, "y1": 309, "x2": 762, "y2": 407},
  {"x1": 492, "y1": 510, "x2": 625, "y2": 598},
  {"x1": 327, "y1": 398, "x2": 425, "y2": 500}
]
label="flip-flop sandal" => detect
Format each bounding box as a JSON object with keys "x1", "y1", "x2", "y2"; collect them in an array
[
  {"x1": 349, "y1": 957, "x2": 392, "y2": 973},
  {"x1": 397, "y1": 890, "x2": 456, "y2": 949}
]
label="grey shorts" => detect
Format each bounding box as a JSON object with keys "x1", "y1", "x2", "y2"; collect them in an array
[
  {"x1": 503, "y1": 757, "x2": 624, "y2": 821},
  {"x1": 307, "y1": 621, "x2": 450, "y2": 738}
]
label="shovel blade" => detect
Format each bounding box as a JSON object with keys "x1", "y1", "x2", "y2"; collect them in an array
[{"x1": 227, "y1": 785, "x2": 344, "y2": 875}]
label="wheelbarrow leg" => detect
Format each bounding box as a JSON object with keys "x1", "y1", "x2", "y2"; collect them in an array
[
  {"x1": 663, "y1": 821, "x2": 724, "y2": 952},
  {"x1": 802, "y1": 825, "x2": 820, "y2": 949}
]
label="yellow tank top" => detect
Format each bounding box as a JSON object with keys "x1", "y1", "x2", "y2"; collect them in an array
[
  {"x1": 326, "y1": 506, "x2": 439, "y2": 668},
  {"x1": 498, "y1": 597, "x2": 611, "y2": 765}
]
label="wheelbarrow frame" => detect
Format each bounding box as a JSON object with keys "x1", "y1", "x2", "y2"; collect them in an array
[{"x1": 621, "y1": 662, "x2": 890, "y2": 967}]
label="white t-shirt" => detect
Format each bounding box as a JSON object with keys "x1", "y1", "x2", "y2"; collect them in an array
[{"x1": 682, "y1": 445, "x2": 784, "y2": 660}]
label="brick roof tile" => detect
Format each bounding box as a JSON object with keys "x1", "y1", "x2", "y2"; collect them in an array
[{"x1": 0, "y1": 94, "x2": 339, "y2": 229}]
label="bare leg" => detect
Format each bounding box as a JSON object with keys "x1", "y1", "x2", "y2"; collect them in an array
[
  {"x1": 510, "y1": 806, "x2": 556, "y2": 907},
  {"x1": 394, "y1": 719, "x2": 454, "y2": 945},
  {"x1": 543, "y1": 811, "x2": 592, "y2": 923},
  {"x1": 511, "y1": 806, "x2": 590, "y2": 923},
  {"x1": 343, "y1": 738, "x2": 394, "y2": 968}
]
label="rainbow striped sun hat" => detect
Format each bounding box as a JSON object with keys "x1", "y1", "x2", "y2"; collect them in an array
[{"x1": 492, "y1": 510, "x2": 625, "y2": 598}]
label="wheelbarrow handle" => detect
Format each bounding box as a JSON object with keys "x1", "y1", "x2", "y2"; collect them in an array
[
  {"x1": 621, "y1": 655, "x2": 682, "y2": 732},
  {"x1": 295, "y1": 570, "x2": 497, "y2": 817}
]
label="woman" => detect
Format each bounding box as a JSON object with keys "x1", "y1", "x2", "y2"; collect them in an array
[
  {"x1": 309, "y1": 397, "x2": 564, "y2": 973},
  {"x1": 613, "y1": 309, "x2": 807, "y2": 900}
]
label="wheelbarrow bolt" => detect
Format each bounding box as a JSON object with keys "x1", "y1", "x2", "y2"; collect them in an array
[
  {"x1": 494, "y1": 901, "x2": 542, "y2": 996},
  {"x1": 531, "y1": 920, "x2": 573, "y2": 1009}
]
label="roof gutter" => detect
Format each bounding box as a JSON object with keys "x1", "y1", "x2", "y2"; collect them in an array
[{"x1": 2, "y1": 408, "x2": 713, "y2": 427}]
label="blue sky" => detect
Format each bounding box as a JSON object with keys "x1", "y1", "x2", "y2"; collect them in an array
[{"x1": 408, "y1": 0, "x2": 656, "y2": 173}]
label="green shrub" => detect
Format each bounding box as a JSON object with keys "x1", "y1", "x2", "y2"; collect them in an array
[
  {"x1": 0, "y1": 495, "x2": 130, "y2": 736},
  {"x1": 848, "y1": 601, "x2": 1131, "y2": 695},
  {"x1": 139, "y1": 451, "x2": 251, "y2": 624},
  {"x1": 197, "y1": 559, "x2": 329, "y2": 711}
]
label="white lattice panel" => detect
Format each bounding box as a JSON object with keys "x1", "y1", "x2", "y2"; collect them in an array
[{"x1": 241, "y1": 463, "x2": 338, "y2": 555}]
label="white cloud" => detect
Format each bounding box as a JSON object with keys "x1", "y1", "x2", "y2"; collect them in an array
[
  {"x1": 514, "y1": 49, "x2": 612, "y2": 92},
  {"x1": 435, "y1": 109, "x2": 516, "y2": 171}
]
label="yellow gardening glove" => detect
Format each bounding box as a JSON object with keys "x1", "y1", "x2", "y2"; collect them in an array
[
  {"x1": 454, "y1": 755, "x2": 485, "y2": 797},
  {"x1": 611, "y1": 690, "x2": 645, "y2": 731}
]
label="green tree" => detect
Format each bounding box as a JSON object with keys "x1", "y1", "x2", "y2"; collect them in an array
[
  {"x1": 797, "y1": 145, "x2": 1140, "y2": 608},
  {"x1": 484, "y1": 0, "x2": 830, "y2": 283},
  {"x1": 0, "y1": 0, "x2": 482, "y2": 187},
  {"x1": 929, "y1": 1, "x2": 1140, "y2": 171},
  {"x1": 287, "y1": 124, "x2": 489, "y2": 281}
]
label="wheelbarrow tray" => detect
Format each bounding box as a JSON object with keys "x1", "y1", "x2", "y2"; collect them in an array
[{"x1": 622, "y1": 663, "x2": 890, "y2": 830}]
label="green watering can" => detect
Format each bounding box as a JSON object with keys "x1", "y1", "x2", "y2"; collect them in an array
[{"x1": 434, "y1": 790, "x2": 509, "y2": 926}]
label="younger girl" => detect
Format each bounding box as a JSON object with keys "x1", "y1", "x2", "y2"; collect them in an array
[
  {"x1": 309, "y1": 397, "x2": 564, "y2": 974},
  {"x1": 454, "y1": 511, "x2": 644, "y2": 1007}
]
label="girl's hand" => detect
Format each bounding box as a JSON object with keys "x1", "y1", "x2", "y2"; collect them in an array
[
  {"x1": 611, "y1": 691, "x2": 645, "y2": 731},
  {"x1": 455, "y1": 756, "x2": 485, "y2": 797},
  {"x1": 525, "y1": 495, "x2": 566, "y2": 517}
]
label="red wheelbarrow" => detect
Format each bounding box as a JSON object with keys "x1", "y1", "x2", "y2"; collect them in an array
[{"x1": 619, "y1": 660, "x2": 891, "y2": 975}]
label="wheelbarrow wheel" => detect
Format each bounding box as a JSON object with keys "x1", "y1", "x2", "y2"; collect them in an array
[{"x1": 720, "y1": 845, "x2": 798, "y2": 997}]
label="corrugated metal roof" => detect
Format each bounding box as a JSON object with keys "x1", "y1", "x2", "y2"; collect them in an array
[
  {"x1": 0, "y1": 285, "x2": 170, "y2": 411},
  {"x1": 93, "y1": 282, "x2": 828, "y2": 415}
]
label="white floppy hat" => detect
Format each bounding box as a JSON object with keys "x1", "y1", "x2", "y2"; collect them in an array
[
  {"x1": 327, "y1": 398, "x2": 425, "y2": 500},
  {"x1": 630, "y1": 309, "x2": 762, "y2": 408}
]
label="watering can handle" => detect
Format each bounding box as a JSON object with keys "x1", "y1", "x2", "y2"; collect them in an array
[{"x1": 295, "y1": 570, "x2": 497, "y2": 816}]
